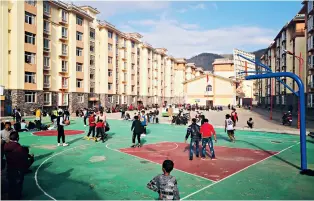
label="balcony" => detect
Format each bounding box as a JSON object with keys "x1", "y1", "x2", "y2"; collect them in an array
[
  {"x1": 60, "y1": 84, "x2": 68, "y2": 90},
  {"x1": 44, "y1": 65, "x2": 50, "y2": 70},
  {"x1": 44, "y1": 83, "x2": 50, "y2": 88},
  {"x1": 119, "y1": 44, "x2": 126, "y2": 49},
  {"x1": 60, "y1": 68, "x2": 67, "y2": 73},
  {"x1": 309, "y1": 82, "x2": 314, "y2": 90},
  {"x1": 291, "y1": 29, "x2": 305, "y2": 39}
]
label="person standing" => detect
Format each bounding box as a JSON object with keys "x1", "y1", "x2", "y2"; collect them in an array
[
  {"x1": 57, "y1": 111, "x2": 68, "y2": 146},
  {"x1": 85, "y1": 113, "x2": 96, "y2": 140},
  {"x1": 140, "y1": 110, "x2": 147, "y2": 136},
  {"x1": 131, "y1": 116, "x2": 144, "y2": 147},
  {"x1": 83, "y1": 108, "x2": 88, "y2": 127},
  {"x1": 168, "y1": 105, "x2": 173, "y2": 124},
  {"x1": 200, "y1": 119, "x2": 217, "y2": 160},
  {"x1": 230, "y1": 108, "x2": 238, "y2": 126},
  {"x1": 15, "y1": 109, "x2": 22, "y2": 123},
  {"x1": 35, "y1": 108, "x2": 41, "y2": 123},
  {"x1": 185, "y1": 118, "x2": 201, "y2": 160},
  {"x1": 225, "y1": 114, "x2": 235, "y2": 142},
  {"x1": 4, "y1": 132, "x2": 34, "y2": 200},
  {"x1": 147, "y1": 160, "x2": 180, "y2": 200}
]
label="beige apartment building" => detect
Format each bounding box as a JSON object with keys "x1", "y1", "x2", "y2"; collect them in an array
[
  {"x1": 0, "y1": 0, "x2": 202, "y2": 115},
  {"x1": 258, "y1": 6, "x2": 314, "y2": 115}
]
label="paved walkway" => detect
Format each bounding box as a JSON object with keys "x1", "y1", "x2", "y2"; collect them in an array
[{"x1": 106, "y1": 108, "x2": 313, "y2": 135}]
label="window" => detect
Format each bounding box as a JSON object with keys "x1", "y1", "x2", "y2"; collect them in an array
[
  {"x1": 124, "y1": 73, "x2": 127, "y2": 81},
  {"x1": 25, "y1": 72, "x2": 36, "y2": 83},
  {"x1": 62, "y1": 10, "x2": 67, "y2": 22},
  {"x1": 25, "y1": 92, "x2": 36, "y2": 103},
  {"x1": 76, "y1": 16, "x2": 83, "y2": 25},
  {"x1": 62, "y1": 27, "x2": 67, "y2": 38},
  {"x1": 108, "y1": 43, "x2": 113, "y2": 51},
  {"x1": 26, "y1": 0, "x2": 36, "y2": 6},
  {"x1": 90, "y1": 74, "x2": 94, "y2": 79},
  {"x1": 115, "y1": 34, "x2": 119, "y2": 43},
  {"x1": 44, "y1": 21, "x2": 50, "y2": 33},
  {"x1": 131, "y1": 41, "x2": 135, "y2": 48},
  {"x1": 78, "y1": 95, "x2": 84, "y2": 103},
  {"x1": 62, "y1": 44, "x2": 67, "y2": 55},
  {"x1": 76, "y1": 31, "x2": 83, "y2": 41},
  {"x1": 308, "y1": 94, "x2": 314, "y2": 108},
  {"x1": 90, "y1": 88, "x2": 95, "y2": 93},
  {"x1": 44, "y1": 75, "x2": 50, "y2": 85},
  {"x1": 44, "y1": 93, "x2": 51, "y2": 105},
  {"x1": 25, "y1": 52, "x2": 36, "y2": 64},
  {"x1": 76, "y1": 48, "x2": 83, "y2": 56},
  {"x1": 62, "y1": 77, "x2": 68, "y2": 87},
  {"x1": 43, "y1": 1, "x2": 50, "y2": 15},
  {"x1": 76, "y1": 79, "x2": 83, "y2": 88},
  {"x1": 43, "y1": 56, "x2": 50, "y2": 68},
  {"x1": 108, "y1": 95, "x2": 113, "y2": 103},
  {"x1": 25, "y1": 12, "x2": 35, "y2": 25},
  {"x1": 62, "y1": 60, "x2": 67, "y2": 72},
  {"x1": 108, "y1": 83, "x2": 112, "y2": 90},
  {"x1": 90, "y1": 55, "x2": 95, "y2": 66},
  {"x1": 108, "y1": 31, "x2": 113, "y2": 38},
  {"x1": 90, "y1": 28, "x2": 95, "y2": 39},
  {"x1": 108, "y1": 70, "x2": 112, "y2": 77},
  {"x1": 131, "y1": 74, "x2": 135, "y2": 80},
  {"x1": 25, "y1": 32, "x2": 35, "y2": 45},
  {"x1": 44, "y1": 38, "x2": 50, "y2": 51},
  {"x1": 90, "y1": 42, "x2": 95, "y2": 52},
  {"x1": 206, "y1": 85, "x2": 212, "y2": 92},
  {"x1": 131, "y1": 85, "x2": 135, "y2": 92},
  {"x1": 76, "y1": 63, "x2": 83, "y2": 72},
  {"x1": 108, "y1": 56, "x2": 113, "y2": 64}
]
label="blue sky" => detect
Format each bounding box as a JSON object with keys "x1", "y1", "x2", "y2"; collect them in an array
[{"x1": 78, "y1": 1, "x2": 303, "y2": 57}]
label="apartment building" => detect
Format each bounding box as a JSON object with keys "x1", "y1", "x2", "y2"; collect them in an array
[
  {"x1": 0, "y1": 0, "x2": 198, "y2": 115},
  {"x1": 258, "y1": 9, "x2": 309, "y2": 114},
  {"x1": 305, "y1": 0, "x2": 314, "y2": 112}
]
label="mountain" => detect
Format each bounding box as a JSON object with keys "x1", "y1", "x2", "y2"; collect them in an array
[{"x1": 187, "y1": 48, "x2": 267, "y2": 71}]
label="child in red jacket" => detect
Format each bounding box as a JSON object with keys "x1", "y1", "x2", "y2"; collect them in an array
[
  {"x1": 95, "y1": 119, "x2": 106, "y2": 143},
  {"x1": 85, "y1": 113, "x2": 96, "y2": 140}
]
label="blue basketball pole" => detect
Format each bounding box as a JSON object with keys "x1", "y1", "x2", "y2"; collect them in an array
[{"x1": 246, "y1": 72, "x2": 307, "y2": 171}]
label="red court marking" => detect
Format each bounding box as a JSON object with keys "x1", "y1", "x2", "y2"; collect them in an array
[
  {"x1": 120, "y1": 142, "x2": 278, "y2": 181},
  {"x1": 33, "y1": 130, "x2": 84, "y2": 136}
]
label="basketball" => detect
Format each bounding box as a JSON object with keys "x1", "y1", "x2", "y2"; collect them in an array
[{"x1": 65, "y1": 120, "x2": 70, "y2": 125}]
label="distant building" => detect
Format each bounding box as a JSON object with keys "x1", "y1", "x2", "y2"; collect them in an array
[{"x1": 183, "y1": 73, "x2": 236, "y2": 106}]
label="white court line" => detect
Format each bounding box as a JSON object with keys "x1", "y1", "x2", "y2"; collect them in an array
[
  {"x1": 180, "y1": 142, "x2": 300, "y2": 200},
  {"x1": 117, "y1": 142, "x2": 179, "y2": 153},
  {"x1": 105, "y1": 142, "x2": 216, "y2": 183},
  {"x1": 34, "y1": 144, "x2": 92, "y2": 201}
]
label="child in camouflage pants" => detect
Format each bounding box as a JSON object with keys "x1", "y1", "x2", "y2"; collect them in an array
[{"x1": 147, "y1": 160, "x2": 180, "y2": 200}]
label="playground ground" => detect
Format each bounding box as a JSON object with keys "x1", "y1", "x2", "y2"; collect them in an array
[{"x1": 12, "y1": 117, "x2": 314, "y2": 200}]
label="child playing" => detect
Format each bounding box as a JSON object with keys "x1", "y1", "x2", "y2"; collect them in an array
[
  {"x1": 140, "y1": 110, "x2": 147, "y2": 136},
  {"x1": 225, "y1": 114, "x2": 235, "y2": 142},
  {"x1": 95, "y1": 119, "x2": 106, "y2": 143},
  {"x1": 147, "y1": 160, "x2": 180, "y2": 200},
  {"x1": 247, "y1": 117, "x2": 254, "y2": 128},
  {"x1": 131, "y1": 116, "x2": 144, "y2": 147}
]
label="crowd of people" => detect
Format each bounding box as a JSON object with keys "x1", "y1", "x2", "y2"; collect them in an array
[{"x1": 0, "y1": 102, "x2": 258, "y2": 200}]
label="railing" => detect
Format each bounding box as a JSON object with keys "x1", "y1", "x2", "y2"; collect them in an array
[
  {"x1": 44, "y1": 101, "x2": 50, "y2": 106},
  {"x1": 44, "y1": 65, "x2": 50, "y2": 70},
  {"x1": 309, "y1": 82, "x2": 314, "y2": 88},
  {"x1": 44, "y1": 83, "x2": 50, "y2": 88},
  {"x1": 61, "y1": 67, "x2": 67, "y2": 72}
]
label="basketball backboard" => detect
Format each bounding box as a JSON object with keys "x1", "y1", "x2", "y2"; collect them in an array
[{"x1": 233, "y1": 49, "x2": 256, "y2": 81}]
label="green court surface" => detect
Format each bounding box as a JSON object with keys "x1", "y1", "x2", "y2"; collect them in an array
[{"x1": 17, "y1": 117, "x2": 314, "y2": 200}]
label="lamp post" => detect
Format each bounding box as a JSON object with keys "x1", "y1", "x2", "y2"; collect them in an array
[
  {"x1": 247, "y1": 85, "x2": 253, "y2": 109},
  {"x1": 284, "y1": 49, "x2": 304, "y2": 129}
]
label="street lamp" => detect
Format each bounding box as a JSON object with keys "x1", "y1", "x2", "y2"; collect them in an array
[
  {"x1": 283, "y1": 49, "x2": 304, "y2": 129},
  {"x1": 247, "y1": 85, "x2": 253, "y2": 110}
]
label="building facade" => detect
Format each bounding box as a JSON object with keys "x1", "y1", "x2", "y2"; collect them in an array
[
  {"x1": 0, "y1": 0, "x2": 203, "y2": 115},
  {"x1": 257, "y1": 6, "x2": 313, "y2": 116},
  {"x1": 183, "y1": 74, "x2": 236, "y2": 107}
]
